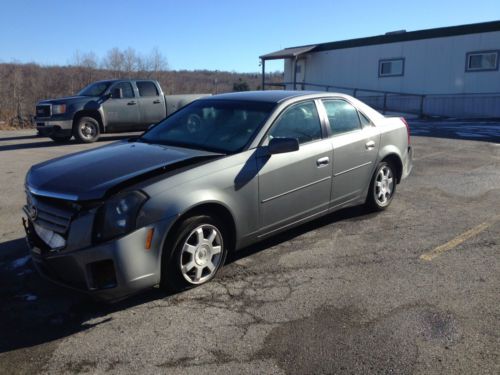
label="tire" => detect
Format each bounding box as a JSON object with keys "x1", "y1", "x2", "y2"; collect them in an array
[
  {"x1": 49, "y1": 134, "x2": 72, "y2": 143},
  {"x1": 365, "y1": 161, "x2": 396, "y2": 211},
  {"x1": 73, "y1": 116, "x2": 100, "y2": 143},
  {"x1": 161, "y1": 215, "x2": 228, "y2": 293}
]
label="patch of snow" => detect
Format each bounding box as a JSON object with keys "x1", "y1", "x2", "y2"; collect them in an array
[{"x1": 455, "y1": 132, "x2": 487, "y2": 138}]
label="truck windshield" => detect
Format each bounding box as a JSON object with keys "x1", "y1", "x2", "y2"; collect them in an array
[
  {"x1": 78, "y1": 81, "x2": 113, "y2": 96},
  {"x1": 140, "y1": 100, "x2": 276, "y2": 154}
]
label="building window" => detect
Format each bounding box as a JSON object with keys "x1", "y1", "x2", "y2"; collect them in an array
[
  {"x1": 466, "y1": 51, "x2": 499, "y2": 72},
  {"x1": 379, "y1": 58, "x2": 404, "y2": 77}
]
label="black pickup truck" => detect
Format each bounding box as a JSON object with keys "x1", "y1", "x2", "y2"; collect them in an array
[{"x1": 35, "y1": 79, "x2": 209, "y2": 143}]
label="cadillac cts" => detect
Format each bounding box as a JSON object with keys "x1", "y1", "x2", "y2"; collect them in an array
[{"x1": 23, "y1": 91, "x2": 412, "y2": 301}]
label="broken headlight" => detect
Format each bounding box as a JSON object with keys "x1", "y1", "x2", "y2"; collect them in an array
[{"x1": 93, "y1": 191, "x2": 147, "y2": 243}]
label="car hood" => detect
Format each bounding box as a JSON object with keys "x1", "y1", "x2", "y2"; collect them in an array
[
  {"x1": 26, "y1": 141, "x2": 223, "y2": 201},
  {"x1": 38, "y1": 96, "x2": 96, "y2": 105}
]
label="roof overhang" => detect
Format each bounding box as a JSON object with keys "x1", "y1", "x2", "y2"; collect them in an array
[
  {"x1": 261, "y1": 21, "x2": 500, "y2": 58},
  {"x1": 260, "y1": 45, "x2": 317, "y2": 60}
]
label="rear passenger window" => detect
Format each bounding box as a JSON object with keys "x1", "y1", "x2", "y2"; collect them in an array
[
  {"x1": 322, "y1": 100, "x2": 362, "y2": 135},
  {"x1": 137, "y1": 81, "x2": 159, "y2": 97},
  {"x1": 269, "y1": 101, "x2": 322, "y2": 144}
]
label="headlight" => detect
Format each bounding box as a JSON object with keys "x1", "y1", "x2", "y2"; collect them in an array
[
  {"x1": 93, "y1": 191, "x2": 148, "y2": 243},
  {"x1": 52, "y1": 104, "x2": 67, "y2": 114}
]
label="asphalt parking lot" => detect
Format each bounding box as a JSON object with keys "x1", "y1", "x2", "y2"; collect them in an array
[{"x1": 0, "y1": 122, "x2": 499, "y2": 374}]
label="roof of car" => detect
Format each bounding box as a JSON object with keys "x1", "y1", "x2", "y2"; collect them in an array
[{"x1": 205, "y1": 90, "x2": 335, "y2": 103}]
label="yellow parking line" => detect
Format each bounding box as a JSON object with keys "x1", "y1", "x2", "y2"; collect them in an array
[{"x1": 420, "y1": 216, "x2": 499, "y2": 261}]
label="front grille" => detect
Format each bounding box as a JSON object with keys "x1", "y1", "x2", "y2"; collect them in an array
[
  {"x1": 36, "y1": 104, "x2": 51, "y2": 118},
  {"x1": 25, "y1": 191, "x2": 76, "y2": 236}
]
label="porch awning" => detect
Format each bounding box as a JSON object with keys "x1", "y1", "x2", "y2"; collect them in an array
[{"x1": 259, "y1": 45, "x2": 317, "y2": 60}]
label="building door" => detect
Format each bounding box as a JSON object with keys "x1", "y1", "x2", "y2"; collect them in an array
[{"x1": 295, "y1": 58, "x2": 306, "y2": 89}]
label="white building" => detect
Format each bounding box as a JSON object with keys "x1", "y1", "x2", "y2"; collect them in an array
[{"x1": 260, "y1": 21, "x2": 500, "y2": 118}]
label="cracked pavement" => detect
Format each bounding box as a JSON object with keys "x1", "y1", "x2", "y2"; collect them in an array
[{"x1": 0, "y1": 124, "x2": 499, "y2": 374}]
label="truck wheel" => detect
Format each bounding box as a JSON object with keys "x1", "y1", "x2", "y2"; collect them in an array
[
  {"x1": 365, "y1": 161, "x2": 396, "y2": 211},
  {"x1": 74, "y1": 116, "x2": 100, "y2": 143},
  {"x1": 49, "y1": 134, "x2": 72, "y2": 143},
  {"x1": 161, "y1": 215, "x2": 228, "y2": 293}
]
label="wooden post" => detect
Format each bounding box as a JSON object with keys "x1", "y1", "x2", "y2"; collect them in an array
[
  {"x1": 261, "y1": 59, "x2": 265, "y2": 91},
  {"x1": 419, "y1": 95, "x2": 425, "y2": 118},
  {"x1": 293, "y1": 57, "x2": 298, "y2": 90}
]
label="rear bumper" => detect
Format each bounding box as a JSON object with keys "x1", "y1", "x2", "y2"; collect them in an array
[
  {"x1": 24, "y1": 215, "x2": 174, "y2": 302},
  {"x1": 402, "y1": 146, "x2": 413, "y2": 180}
]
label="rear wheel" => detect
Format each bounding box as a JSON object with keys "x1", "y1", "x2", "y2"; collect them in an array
[
  {"x1": 365, "y1": 161, "x2": 396, "y2": 211},
  {"x1": 74, "y1": 116, "x2": 100, "y2": 143},
  {"x1": 161, "y1": 215, "x2": 228, "y2": 293}
]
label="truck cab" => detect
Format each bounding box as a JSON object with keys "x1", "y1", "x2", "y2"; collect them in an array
[{"x1": 35, "y1": 79, "x2": 208, "y2": 143}]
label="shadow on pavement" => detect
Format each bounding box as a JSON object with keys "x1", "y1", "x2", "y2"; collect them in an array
[
  {"x1": 227, "y1": 205, "x2": 372, "y2": 264},
  {"x1": 0, "y1": 133, "x2": 141, "y2": 152},
  {"x1": 0, "y1": 205, "x2": 371, "y2": 354},
  {"x1": 0, "y1": 135, "x2": 39, "y2": 142}
]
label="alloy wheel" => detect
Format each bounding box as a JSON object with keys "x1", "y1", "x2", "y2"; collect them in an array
[
  {"x1": 374, "y1": 165, "x2": 394, "y2": 205},
  {"x1": 180, "y1": 224, "x2": 224, "y2": 284}
]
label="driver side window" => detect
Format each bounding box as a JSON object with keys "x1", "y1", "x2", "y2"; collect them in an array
[
  {"x1": 112, "y1": 82, "x2": 135, "y2": 99},
  {"x1": 269, "y1": 101, "x2": 322, "y2": 144}
]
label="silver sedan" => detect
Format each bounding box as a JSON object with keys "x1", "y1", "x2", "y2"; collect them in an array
[{"x1": 24, "y1": 91, "x2": 412, "y2": 301}]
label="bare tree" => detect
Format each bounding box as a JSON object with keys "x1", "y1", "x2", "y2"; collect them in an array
[
  {"x1": 103, "y1": 48, "x2": 125, "y2": 77},
  {"x1": 151, "y1": 47, "x2": 168, "y2": 71},
  {"x1": 123, "y1": 47, "x2": 138, "y2": 76},
  {"x1": 72, "y1": 50, "x2": 99, "y2": 88}
]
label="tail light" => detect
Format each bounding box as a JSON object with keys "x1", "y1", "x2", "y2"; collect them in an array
[{"x1": 400, "y1": 117, "x2": 411, "y2": 146}]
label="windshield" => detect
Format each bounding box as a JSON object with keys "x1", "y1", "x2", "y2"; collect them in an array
[
  {"x1": 140, "y1": 100, "x2": 276, "y2": 153},
  {"x1": 78, "y1": 81, "x2": 113, "y2": 96}
]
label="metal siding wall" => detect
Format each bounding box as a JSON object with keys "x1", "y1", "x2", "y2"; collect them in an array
[{"x1": 300, "y1": 31, "x2": 500, "y2": 95}]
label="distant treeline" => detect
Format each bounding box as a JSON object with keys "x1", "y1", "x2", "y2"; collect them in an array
[{"x1": 0, "y1": 47, "x2": 283, "y2": 128}]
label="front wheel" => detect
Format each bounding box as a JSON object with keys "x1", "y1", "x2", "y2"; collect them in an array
[
  {"x1": 74, "y1": 116, "x2": 100, "y2": 143},
  {"x1": 161, "y1": 215, "x2": 228, "y2": 293},
  {"x1": 365, "y1": 161, "x2": 396, "y2": 211}
]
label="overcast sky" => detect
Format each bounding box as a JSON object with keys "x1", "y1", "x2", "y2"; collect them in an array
[{"x1": 0, "y1": 0, "x2": 498, "y2": 72}]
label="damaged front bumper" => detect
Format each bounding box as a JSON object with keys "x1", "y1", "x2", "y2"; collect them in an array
[{"x1": 23, "y1": 215, "x2": 174, "y2": 302}]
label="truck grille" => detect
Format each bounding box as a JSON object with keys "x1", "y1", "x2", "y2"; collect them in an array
[
  {"x1": 25, "y1": 191, "x2": 75, "y2": 236},
  {"x1": 36, "y1": 104, "x2": 51, "y2": 118}
]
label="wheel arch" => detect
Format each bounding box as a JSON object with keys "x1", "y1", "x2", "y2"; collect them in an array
[
  {"x1": 162, "y1": 201, "x2": 237, "y2": 258},
  {"x1": 73, "y1": 110, "x2": 104, "y2": 132},
  {"x1": 380, "y1": 153, "x2": 403, "y2": 183},
  {"x1": 378, "y1": 144, "x2": 404, "y2": 183}
]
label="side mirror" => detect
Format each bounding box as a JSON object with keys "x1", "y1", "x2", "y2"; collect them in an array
[
  {"x1": 111, "y1": 87, "x2": 123, "y2": 99},
  {"x1": 268, "y1": 137, "x2": 299, "y2": 154}
]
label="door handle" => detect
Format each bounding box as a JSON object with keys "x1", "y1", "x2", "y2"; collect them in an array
[
  {"x1": 127, "y1": 101, "x2": 137, "y2": 105},
  {"x1": 153, "y1": 99, "x2": 161, "y2": 104},
  {"x1": 365, "y1": 140, "x2": 375, "y2": 150},
  {"x1": 316, "y1": 157, "x2": 330, "y2": 167}
]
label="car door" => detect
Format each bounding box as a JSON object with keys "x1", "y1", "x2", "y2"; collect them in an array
[
  {"x1": 257, "y1": 100, "x2": 333, "y2": 235},
  {"x1": 136, "y1": 81, "x2": 166, "y2": 129},
  {"x1": 320, "y1": 99, "x2": 380, "y2": 208},
  {"x1": 102, "y1": 81, "x2": 140, "y2": 131}
]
